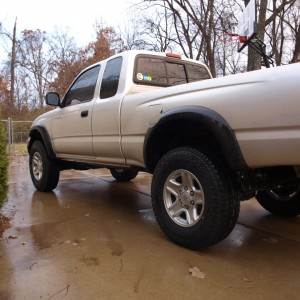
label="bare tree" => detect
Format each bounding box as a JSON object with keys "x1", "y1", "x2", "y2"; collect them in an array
[
  {"x1": 139, "y1": 0, "x2": 217, "y2": 76},
  {"x1": 47, "y1": 28, "x2": 81, "y2": 95},
  {"x1": 14, "y1": 73, "x2": 33, "y2": 110},
  {"x1": 120, "y1": 2, "x2": 176, "y2": 52},
  {"x1": 244, "y1": 0, "x2": 296, "y2": 70},
  {"x1": 143, "y1": 4, "x2": 175, "y2": 52},
  {"x1": 118, "y1": 18, "x2": 149, "y2": 50},
  {"x1": 0, "y1": 18, "x2": 17, "y2": 109},
  {"x1": 17, "y1": 29, "x2": 52, "y2": 108},
  {"x1": 139, "y1": 0, "x2": 298, "y2": 72},
  {"x1": 284, "y1": 0, "x2": 300, "y2": 63},
  {"x1": 138, "y1": 0, "x2": 244, "y2": 77},
  {"x1": 213, "y1": 0, "x2": 245, "y2": 76},
  {"x1": 10, "y1": 19, "x2": 17, "y2": 109}
]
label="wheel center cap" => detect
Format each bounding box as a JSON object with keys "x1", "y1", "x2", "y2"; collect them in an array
[{"x1": 180, "y1": 191, "x2": 190, "y2": 205}]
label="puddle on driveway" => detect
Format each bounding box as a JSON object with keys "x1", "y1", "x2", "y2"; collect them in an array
[
  {"x1": 138, "y1": 208, "x2": 156, "y2": 223},
  {"x1": 1, "y1": 159, "x2": 300, "y2": 299},
  {"x1": 30, "y1": 221, "x2": 62, "y2": 250}
]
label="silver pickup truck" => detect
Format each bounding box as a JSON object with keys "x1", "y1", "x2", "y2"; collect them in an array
[{"x1": 28, "y1": 50, "x2": 300, "y2": 250}]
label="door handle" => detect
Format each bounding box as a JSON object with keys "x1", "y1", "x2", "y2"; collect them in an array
[{"x1": 81, "y1": 110, "x2": 89, "y2": 118}]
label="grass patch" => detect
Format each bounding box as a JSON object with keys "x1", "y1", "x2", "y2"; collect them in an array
[{"x1": 10, "y1": 143, "x2": 28, "y2": 156}]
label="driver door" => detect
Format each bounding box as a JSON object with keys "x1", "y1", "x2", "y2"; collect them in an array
[{"x1": 51, "y1": 65, "x2": 100, "y2": 158}]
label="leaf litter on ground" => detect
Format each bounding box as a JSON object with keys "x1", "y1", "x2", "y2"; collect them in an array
[{"x1": 189, "y1": 266, "x2": 206, "y2": 279}]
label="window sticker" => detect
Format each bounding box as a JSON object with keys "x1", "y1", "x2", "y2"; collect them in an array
[{"x1": 137, "y1": 73, "x2": 152, "y2": 82}]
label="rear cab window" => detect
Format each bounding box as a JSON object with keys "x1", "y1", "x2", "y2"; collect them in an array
[
  {"x1": 100, "y1": 57, "x2": 123, "y2": 99},
  {"x1": 133, "y1": 54, "x2": 211, "y2": 87}
]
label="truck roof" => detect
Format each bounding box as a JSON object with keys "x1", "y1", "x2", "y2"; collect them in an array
[{"x1": 87, "y1": 49, "x2": 209, "y2": 70}]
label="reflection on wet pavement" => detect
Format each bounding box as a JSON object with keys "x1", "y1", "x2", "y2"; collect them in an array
[{"x1": 0, "y1": 156, "x2": 300, "y2": 299}]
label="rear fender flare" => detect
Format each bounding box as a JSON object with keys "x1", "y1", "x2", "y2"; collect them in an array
[{"x1": 144, "y1": 106, "x2": 247, "y2": 171}]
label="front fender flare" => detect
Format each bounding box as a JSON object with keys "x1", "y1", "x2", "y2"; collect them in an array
[{"x1": 28, "y1": 126, "x2": 56, "y2": 160}]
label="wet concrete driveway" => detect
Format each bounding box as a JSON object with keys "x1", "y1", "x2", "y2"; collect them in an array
[{"x1": 1, "y1": 156, "x2": 300, "y2": 299}]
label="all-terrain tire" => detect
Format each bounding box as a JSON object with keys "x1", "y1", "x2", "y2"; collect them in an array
[
  {"x1": 110, "y1": 168, "x2": 139, "y2": 182},
  {"x1": 256, "y1": 182, "x2": 300, "y2": 217},
  {"x1": 151, "y1": 147, "x2": 240, "y2": 250},
  {"x1": 29, "y1": 141, "x2": 59, "y2": 192}
]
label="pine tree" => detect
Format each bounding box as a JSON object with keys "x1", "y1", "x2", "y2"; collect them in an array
[{"x1": 0, "y1": 121, "x2": 8, "y2": 207}]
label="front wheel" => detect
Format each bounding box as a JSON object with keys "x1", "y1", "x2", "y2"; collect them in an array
[
  {"x1": 29, "y1": 141, "x2": 59, "y2": 192},
  {"x1": 256, "y1": 182, "x2": 300, "y2": 217},
  {"x1": 110, "y1": 168, "x2": 138, "y2": 182},
  {"x1": 151, "y1": 147, "x2": 240, "y2": 250}
]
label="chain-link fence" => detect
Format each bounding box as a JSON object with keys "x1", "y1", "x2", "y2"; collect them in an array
[{"x1": 1, "y1": 118, "x2": 32, "y2": 155}]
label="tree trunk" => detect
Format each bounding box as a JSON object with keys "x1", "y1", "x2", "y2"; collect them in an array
[
  {"x1": 291, "y1": 24, "x2": 300, "y2": 63},
  {"x1": 10, "y1": 18, "x2": 17, "y2": 109},
  {"x1": 247, "y1": 0, "x2": 268, "y2": 71},
  {"x1": 207, "y1": 0, "x2": 216, "y2": 77}
]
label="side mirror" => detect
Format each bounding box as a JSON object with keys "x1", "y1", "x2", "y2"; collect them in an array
[{"x1": 46, "y1": 92, "x2": 61, "y2": 106}]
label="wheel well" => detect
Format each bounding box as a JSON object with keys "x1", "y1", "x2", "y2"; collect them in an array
[
  {"x1": 28, "y1": 129, "x2": 43, "y2": 152},
  {"x1": 145, "y1": 119, "x2": 224, "y2": 173},
  {"x1": 28, "y1": 127, "x2": 56, "y2": 159}
]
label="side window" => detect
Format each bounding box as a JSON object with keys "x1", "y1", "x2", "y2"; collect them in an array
[
  {"x1": 186, "y1": 64, "x2": 211, "y2": 82},
  {"x1": 100, "y1": 57, "x2": 122, "y2": 99},
  {"x1": 64, "y1": 65, "x2": 100, "y2": 106}
]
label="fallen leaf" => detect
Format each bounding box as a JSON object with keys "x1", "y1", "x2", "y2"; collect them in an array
[
  {"x1": 189, "y1": 267, "x2": 206, "y2": 279},
  {"x1": 8, "y1": 235, "x2": 18, "y2": 239}
]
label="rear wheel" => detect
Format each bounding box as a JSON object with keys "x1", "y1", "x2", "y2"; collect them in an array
[
  {"x1": 110, "y1": 168, "x2": 138, "y2": 182},
  {"x1": 151, "y1": 147, "x2": 240, "y2": 250},
  {"x1": 256, "y1": 182, "x2": 300, "y2": 217},
  {"x1": 29, "y1": 141, "x2": 59, "y2": 192}
]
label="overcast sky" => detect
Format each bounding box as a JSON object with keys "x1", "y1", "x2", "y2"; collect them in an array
[{"x1": 0, "y1": 0, "x2": 139, "y2": 60}]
